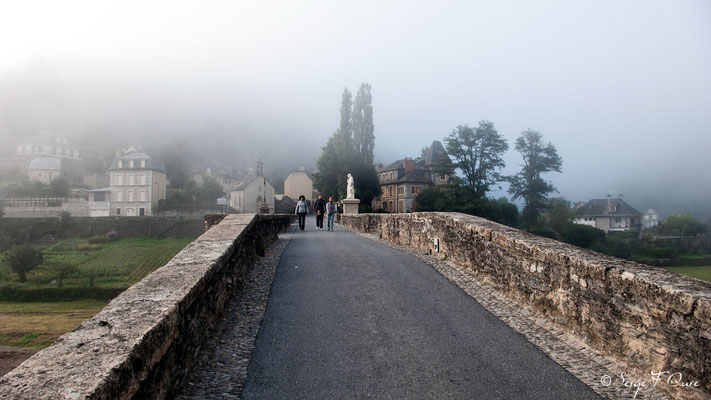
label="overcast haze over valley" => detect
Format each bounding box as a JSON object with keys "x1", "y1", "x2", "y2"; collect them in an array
[{"x1": 1, "y1": 0, "x2": 709, "y2": 218}]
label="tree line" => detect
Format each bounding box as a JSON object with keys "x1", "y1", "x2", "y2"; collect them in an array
[{"x1": 417, "y1": 120, "x2": 562, "y2": 230}]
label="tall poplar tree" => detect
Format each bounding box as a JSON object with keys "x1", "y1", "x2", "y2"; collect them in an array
[
  {"x1": 352, "y1": 83, "x2": 375, "y2": 166},
  {"x1": 316, "y1": 84, "x2": 380, "y2": 206}
]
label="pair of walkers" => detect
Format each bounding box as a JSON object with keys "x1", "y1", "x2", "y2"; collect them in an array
[{"x1": 295, "y1": 194, "x2": 336, "y2": 231}]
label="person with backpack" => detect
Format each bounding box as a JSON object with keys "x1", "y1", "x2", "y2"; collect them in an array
[
  {"x1": 295, "y1": 195, "x2": 309, "y2": 231},
  {"x1": 313, "y1": 193, "x2": 327, "y2": 231},
  {"x1": 326, "y1": 196, "x2": 337, "y2": 231}
]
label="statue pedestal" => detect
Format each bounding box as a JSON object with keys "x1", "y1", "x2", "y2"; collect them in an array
[{"x1": 342, "y1": 198, "x2": 360, "y2": 215}]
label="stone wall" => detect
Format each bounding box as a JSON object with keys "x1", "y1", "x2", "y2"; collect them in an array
[
  {"x1": 0, "y1": 213, "x2": 293, "y2": 399},
  {"x1": 0, "y1": 216, "x2": 205, "y2": 241},
  {"x1": 340, "y1": 212, "x2": 711, "y2": 393},
  {"x1": 2, "y1": 197, "x2": 89, "y2": 217}
]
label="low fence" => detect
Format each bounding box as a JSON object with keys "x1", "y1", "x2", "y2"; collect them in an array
[
  {"x1": 340, "y1": 212, "x2": 711, "y2": 395},
  {"x1": 0, "y1": 213, "x2": 293, "y2": 399}
]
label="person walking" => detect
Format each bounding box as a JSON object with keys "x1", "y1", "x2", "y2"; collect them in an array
[
  {"x1": 326, "y1": 196, "x2": 337, "y2": 231},
  {"x1": 295, "y1": 195, "x2": 309, "y2": 231},
  {"x1": 313, "y1": 193, "x2": 327, "y2": 231}
]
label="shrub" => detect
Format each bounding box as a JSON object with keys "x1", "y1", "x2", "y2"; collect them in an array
[
  {"x1": 106, "y1": 231, "x2": 119, "y2": 241},
  {"x1": 0, "y1": 232, "x2": 13, "y2": 252},
  {"x1": 49, "y1": 262, "x2": 79, "y2": 287},
  {"x1": 88, "y1": 235, "x2": 110, "y2": 244},
  {"x1": 559, "y1": 224, "x2": 606, "y2": 248},
  {"x1": 650, "y1": 247, "x2": 676, "y2": 259},
  {"x1": 78, "y1": 243, "x2": 103, "y2": 250},
  {"x1": 4, "y1": 244, "x2": 44, "y2": 282}
]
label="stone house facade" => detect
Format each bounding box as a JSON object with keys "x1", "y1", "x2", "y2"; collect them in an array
[
  {"x1": 229, "y1": 174, "x2": 275, "y2": 214},
  {"x1": 372, "y1": 141, "x2": 454, "y2": 213},
  {"x1": 283, "y1": 167, "x2": 315, "y2": 202}
]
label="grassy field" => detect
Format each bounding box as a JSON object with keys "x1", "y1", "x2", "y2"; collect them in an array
[
  {"x1": 0, "y1": 299, "x2": 107, "y2": 347},
  {"x1": 0, "y1": 235, "x2": 195, "y2": 349},
  {"x1": 664, "y1": 265, "x2": 711, "y2": 283},
  {"x1": 0, "y1": 237, "x2": 195, "y2": 289}
]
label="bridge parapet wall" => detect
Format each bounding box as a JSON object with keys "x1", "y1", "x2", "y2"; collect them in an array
[
  {"x1": 0, "y1": 213, "x2": 293, "y2": 399},
  {"x1": 341, "y1": 212, "x2": 711, "y2": 393}
]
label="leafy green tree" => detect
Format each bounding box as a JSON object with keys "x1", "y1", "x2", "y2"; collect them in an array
[
  {"x1": 50, "y1": 177, "x2": 70, "y2": 197},
  {"x1": 663, "y1": 214, "x2": 707, "y2": 237},
  {"x1": 197, "y1": 175, "x2": 225, "y2": 206},
  {"x1": 545, "y1": 197, "x2": 574, "y2": 231},
  {"x1": 50, "y1": 262, "x2": 79, "y2": 287},
  {"x1": 444, "y1": 121, "x2": 508, "y2": 198},
  {"x1": 160, "y1": 142, "x2": 191, "y2": 189},
  {"x1": 5, "y1": 244, "x2": 43, "y2": 283},
  {"x1": 508, "y1": 129, "x2": 562, "y2": 230}
]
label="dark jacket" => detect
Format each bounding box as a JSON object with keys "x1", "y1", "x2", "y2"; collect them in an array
[{"x1": 314, "y1": 198, "x2": 327, "y2": 212}]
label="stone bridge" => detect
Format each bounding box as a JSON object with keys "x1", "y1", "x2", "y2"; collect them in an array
[{"x1": 1, "y1": 213, "x2": 709, "y2": 399}]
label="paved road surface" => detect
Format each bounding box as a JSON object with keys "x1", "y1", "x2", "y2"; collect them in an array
[{"x1": 242, "y1": 217, "x2": 600, "y2": 399}]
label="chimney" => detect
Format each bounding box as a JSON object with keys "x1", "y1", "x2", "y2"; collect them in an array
[
  {"x1": 403, "y1": 158, "x2": 415, "y2": 172},
  {"x1": 377, "y1": 163, "x2": 383, "y2": 171},
  {"x1": 607, "y1": 194, "x2": 611, "y2": 206}
]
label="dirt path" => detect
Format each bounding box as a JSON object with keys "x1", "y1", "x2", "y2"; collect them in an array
[{"x1": 0, "y1": 345, "x2": 39, "y2": 377}]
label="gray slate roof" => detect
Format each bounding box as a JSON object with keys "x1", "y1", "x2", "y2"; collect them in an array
[
  {"x1": 28, "y1": 157, "x2": 61, "y2": 170},
  {"x1": 416, "y1": 140, "x2": 453, "y2": 168},
  {"x1": 109, "y1": 150, "x2": 166, "y2": 173},
  {"x1": 576, "y1": 198, "x2": 643, "y2": 217}
]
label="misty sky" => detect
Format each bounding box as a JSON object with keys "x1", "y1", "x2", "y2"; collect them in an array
[{"x1": 1, "y1": 0, "x2": 710, "y2": 216}]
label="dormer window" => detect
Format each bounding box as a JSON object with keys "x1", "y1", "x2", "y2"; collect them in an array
[
  {"x1": 609, "y1": 205, "x2": 616, "y2": 212},
  {"x1": 129, "y1": 160, "x2": 135, "y2": 168},
  {"x1": 118, "y1": 160, "x2": 123, "y2": 168},
  {"x1": 140, "y1": 160, "x2": 146, "y2": 168},
  {"x1": 389, "y1": 172, "x2": 394, "y2": 179}
]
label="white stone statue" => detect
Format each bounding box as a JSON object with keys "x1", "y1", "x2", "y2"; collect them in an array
[{"x1": 347, "y1": 173, "x2": 355, "y2": 199}]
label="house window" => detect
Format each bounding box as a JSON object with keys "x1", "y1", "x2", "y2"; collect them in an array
[
  {"x1": 398, "y1": 187, "x2": 404, "y2": 195},
  {"x1": 609, "y1": 205, "x2": 616, "y2": 212},
  {"x1": 140, "y1": 174, "x2": 147, "y2": 185},
  {"x1": 128, "y1": 175, "x2": 135, "y2": 185},
  {"x1": 140, "y1": 160, "x2": 146, "y2": 168},
  {"x1": 615, "y1": 217, "x2": 621, "y2": 223},
  {"x1": 440, "y1": 174, "x2": 446, "y2": 181},
  {"x1": 129, "y1": 160, "x2": 134, "y2": 168},
  {"x1": 389, "y1": 172, "x2": 394, "y2": 179},
  {"x1": 388, "y1": 186, "x2": 393, "y2": 196},
  {"x1": 118, "y1": 160, "x2": 123, "y2": 168},
  {"x1": 118, "y1": 174, "x2": 124, "y2": 186},
  {"x1": 116, "y1": 208, "x2": 121, "y2": 215},
  {"x1": 382, "y1": 173, "x2": 386, "y2": 180},
  {"x1": 140, "y1": 191, "x2": 146, "y2": 202},
  {"x1": 128, "y1": 191, "x2": 134, "y2": 202},
  {"x1": 117, "y1": 191, "x2": 123, "y2": 202},
  {"x1": 94, "y1": 192, "x2": 105, "y2": 202},
  {"x1": 139, "y1": 208, "x2": 145, "y2": 216}
]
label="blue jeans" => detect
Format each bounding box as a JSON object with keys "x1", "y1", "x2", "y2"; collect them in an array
[{"x1": 327, "y1": 213, "x2": 335, "y2": 230}]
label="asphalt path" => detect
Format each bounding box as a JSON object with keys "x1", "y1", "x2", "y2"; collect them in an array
[{"x1": 242, "y1": 216, "x2": 600, "y2": 399}]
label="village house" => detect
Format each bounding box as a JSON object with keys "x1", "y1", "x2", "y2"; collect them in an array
[
  {"x1": 13, "y1": 132, "x2": 84, "y2": 184},
  {"x1": 27, "y1": 157, "x2": 61, "y2": 184},
  {"x1": 229, "y1": 162, "x2": 275, "y2": 214},
  {"x1": 283, "y1": 166, "x2": 315, "y2": 202},
  {"x1": 574, "y1": 194, "x2": 643, "y2": 232},
  {"x1": 372, "y1": 141, "x2": 453, "y2": 213},
  {"x1": 108, "y1": 146, "x2": 166, "y2": 216}
]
